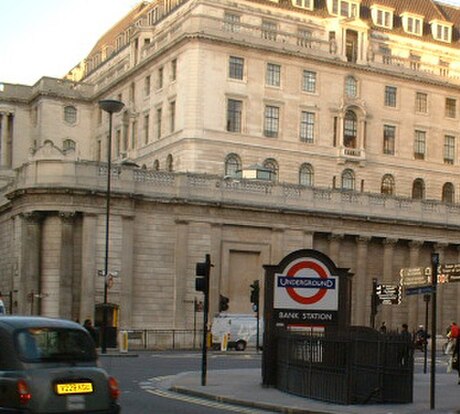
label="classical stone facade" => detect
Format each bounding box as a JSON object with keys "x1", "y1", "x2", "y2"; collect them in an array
[{"x1": 1, "y1": 0, "x2": 460, "y2": 335}]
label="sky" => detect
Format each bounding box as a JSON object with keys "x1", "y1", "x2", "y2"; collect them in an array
[
  {"x1": 2, "y1": 0, "x2": 460, "y2": 86},
  {"x1": 0, "y1": 0, "x2": 139, "y2": 85}
]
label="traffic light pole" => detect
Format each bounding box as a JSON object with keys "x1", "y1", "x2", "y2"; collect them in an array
[{"x1": 430, "y1": 253, "x2": 438, "y2": 411}]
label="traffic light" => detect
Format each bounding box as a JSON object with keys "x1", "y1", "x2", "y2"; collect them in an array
[
  {"x1": 250, "y1": 280, "x2": 259, "y2": 312},
  {"x1": 195, "y1": 254, "x2": 211, "y2": 294},
  {"x1": 219, "y1": 294, "x2": 229, "y2": 312}
]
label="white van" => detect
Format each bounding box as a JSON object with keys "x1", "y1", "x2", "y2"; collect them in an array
[{"x1": 211, "y1": 314, "x2": 263, "y2": 351}]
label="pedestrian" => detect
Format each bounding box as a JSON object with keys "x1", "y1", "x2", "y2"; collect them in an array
[
  {"x1": 415, "y1": 324, "x2": 429, "y2": 351},
  {"x1": 399, "y1": 323, "x2": 412, "y2": 367},
  {"x1": 83, "y1": 319, "x2": 98, "y2": 345},
  {"x1": 379, "y1": 321, "x2": 387, "y2": 334},
  {"x1": 449, "y1": 321, "x2": 460, "y2": 384}
]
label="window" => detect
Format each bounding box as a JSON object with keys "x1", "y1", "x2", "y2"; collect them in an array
[
  {"x1": 129, "y1": 82, "x2": 135, "y2": 102},
  {"x1": 330, "y1": 0, "x2": 359, "y2": 18},
  {"x1": 261, "y1": 20, "x2": 277, "y2": 41},
  {"x1": 227, "y1": 99, "x2": 242, "y2": 133},
  {"x1": 403, "y1": 15, "x2": 423, "y2": 36},
  {"x1": 300, "y1": 111, "x2": 315, "y2": 143},
  {"x1": 385, "y1": 86, "x2": 397, "y2": 107},
  {"x1": 415, "y1": 92, "x2": 427, "y2": 113},
  {"x1": 171, "y1": 59, "x2": 177, "y2": 81},
  {"x1": 156, "y1": 108, "x2": 162, "y2": 139},
  {"x1": 157, "y1": 67, "x2": 163, "y2": 89},
  {"x1": 345, "y1": 76, "x2": 357, "y2": 98},
  {"x1": 292, "y1": 0, "x2": 313, "y2": 10},
  {"x1": 299, "y1": 163, "x2": 314, "y2": 186},
  {"x1": 343, "y1": 110, "x2": 357, "y2": 148},
  {"x1": 383, "y1": 125, "x2": 395, "y2": 155},
  {"x1": 445, "y1": 98, "x2": 456, "y2": 118},
  {"x1": 414, "y1": 130, "x2": 426, "y2": 160},
  {"x1": 131, "y1": 120, "x2": 137, "y2": 148},
  {"x1": 372, "y1": 8, "x2": 393, "y2": 28},
  {"x1": 266, "y1": 63, "x2": 281, "y2": 87},
  {"x1": 229, "y1": 56, "x2": 244, "y2": 80},
  {"x1": 341, "y1": 169, "x2": 355, "y2": 190},
  {"x1": 381, "y1": 174, "x2": 395, "y2": 195},
  {"x1": 264, "y1": 105, "x2": 280, "y2": 138},
  {"x1": 224, "y1": 12, "x2": 240, "y2": 32},
  {"x1": 170, "y1": 101, "x2": 176, "y2": 133},
  {"x1": 302, "y1": 70, "x2": 317, "y2": 93},
  {"x1": 263, "y1": 158, "x2": 278, "y2": 182},
  {"x1": 442, "y1": 182, "x2": 455, "y2": 203},
  {"x1": 432, "y1": 21, "x2": 451, "y2": 42},
  {"x1": 412, "y1": 178, "x2": 425, "y2": 199},
  {"x1": 444, "y1": 135, "x2": 455, "y2": 165},
  {"x1": 224, "y1": 154, "x2": 241, "y2": 177},
  {"x1": 116, "y1": 129, "x2": 121, "y2": 156},
  {"x1": 166, "y1": 154, "x2": 173, "y2": 172},
  {"x1": 144, "y1": 76, "x2": 151, "y2": 96},
  {"x1": 144, "y1": 114, "x2": 149, "y2": 144},
  {"x1": 63, "y1": 139, "x2": 76, "y2": 151},
  {"x1": 153, "y1": 159, "x2": 160, "y2": 171},
  {"x1": 64, "y1": 106, "x2": 77, "y2": 124}
]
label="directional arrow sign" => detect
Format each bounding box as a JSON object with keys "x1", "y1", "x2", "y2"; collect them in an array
[
  {"x1": 439, "y1": 263, "x2": 460, "y2": 283},
  {"x1": 399, "y1": 266, "x2": 431, "y2": 287}
]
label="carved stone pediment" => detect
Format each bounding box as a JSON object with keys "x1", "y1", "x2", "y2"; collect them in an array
[{"x1": 29, "y1": 140, "x2": 76, "y2": 161}]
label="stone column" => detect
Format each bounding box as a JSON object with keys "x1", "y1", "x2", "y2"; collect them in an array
[
  {"x1": 381, "y1": 238, "x2": 398, "y2": 329},
  {"x1": 303, "y1": 231, "x2": 314, "y2": 249},
  {"x1": 408, "y1": 240, "x2": 423, "y2": 330},
  {"x1": 59, "y1": 212, "x2": 76, "y2": 320},
  {"x1": 271, "y1": 227, "x2": 285, "y2": 264},
  {"x1": 19, "y1": 212, "x2": 44, "y2": 315},
  {"x1": 80, "y1": 214, "x2": 97, "y2": 322},
  {"x1": 173, "y1": 219, "x2": 189, "y2": 328},
  {"x1": 119, "y1": 216, "x2": 134, "y2": 329},
  {"x1": 328, "y1": 233, "x2": 343, "y2": 266},
  {"x1": 354, "y1": 236, "x2": 370, "y2": 326}
]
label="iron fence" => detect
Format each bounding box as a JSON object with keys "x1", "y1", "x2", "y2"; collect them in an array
[
  {"x1": 276, "y1": 329, "x2": 413, "y2": 405},
  {"x1": 124, "y1": 329, "x2": 203, "y2": 350}
]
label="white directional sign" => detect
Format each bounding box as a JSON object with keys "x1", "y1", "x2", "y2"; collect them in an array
[{"x1": 376, "y1": 284, "x2": 401, "y2": 305}]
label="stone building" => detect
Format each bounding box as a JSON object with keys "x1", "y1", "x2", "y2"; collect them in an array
[{"x1": 1, "y1": 0, "x2": 460, "y2": 337}]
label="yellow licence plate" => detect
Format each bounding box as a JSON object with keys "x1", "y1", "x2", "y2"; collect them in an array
[{"x1": 56, "y1": 382, "x2": 93, "y2": 395}]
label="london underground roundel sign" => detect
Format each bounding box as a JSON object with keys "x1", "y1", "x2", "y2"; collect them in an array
[{"x1": 274, "y1": 257, "x2": 339, "y2": 311}]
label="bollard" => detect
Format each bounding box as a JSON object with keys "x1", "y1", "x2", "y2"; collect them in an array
[
  {"x1": 119, "y1": 330, "x2": 128, "y2": 353},
  {"x1": 221, "y1": 333, "x2": 229, "y2": 351}
]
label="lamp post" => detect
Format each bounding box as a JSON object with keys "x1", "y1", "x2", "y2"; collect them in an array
[{"x1": 98, "y1": 99, "x2": 124, "y2": 353}]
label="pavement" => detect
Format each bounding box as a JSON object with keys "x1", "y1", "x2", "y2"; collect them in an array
[{"x1": 168, "y1": 363, "x2": 460, "y2": 414}]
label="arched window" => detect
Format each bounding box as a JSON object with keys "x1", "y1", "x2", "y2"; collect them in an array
[
  {"x1": 343, "y1": 110, "x2": 357, "y2": 148},
  {"x1": 345, "y1": 76, "x2": 357, "y2": 98},
  {"x1": 166, "y1": 154, "x2": 173, "y2": 172},
  {"x1": 224, "y1": 153, "x2": 241, "y2": 177},
  {"x1": 381, "y1": 174, "x2": 395, "y2": 196},
  {"x1": 412, "y1": 178, "x2": 425, "y2": 199},
  {"x1": 442, "y1": 182, "x2": 455, "y2": 204},
  {"x1": 299, "y1": 163, "x2": 314, "y2": 186},
  {"x1": 64, "y1": 106, "x2": 77, "y2": 124},
  {"x1": 63, "y1": 139, "x2": 76, "y2": 151},
  {"x1": 153, "y1": 159, "x2": 160, "y2": 171},
  {"x1": 341, "y1": 169, "x2": 355, "y2": 190},
  {"x1": 263, "y1": 158, "x2": 278, "y2": 182}
]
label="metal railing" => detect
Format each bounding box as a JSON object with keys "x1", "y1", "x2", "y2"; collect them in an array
[
  {"x1": 276, "y1": 330, "x2": 413, "y2": 404},
  {"x1": 125, "y1": 329, "x2": 203, "y2": 350}
]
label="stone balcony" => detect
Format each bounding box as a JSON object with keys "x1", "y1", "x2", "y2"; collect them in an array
[{"x1": 4, "y1": 160, "x2": 460, "y2": 233}]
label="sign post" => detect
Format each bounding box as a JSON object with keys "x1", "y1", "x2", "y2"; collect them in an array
[{"x1": 430, "y1": 253, "x2": 438, "y2": 411}]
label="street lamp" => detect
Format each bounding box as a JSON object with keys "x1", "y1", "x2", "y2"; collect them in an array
[{"x1": 98, "y1": 99, "x2": 124, "y2": 353}]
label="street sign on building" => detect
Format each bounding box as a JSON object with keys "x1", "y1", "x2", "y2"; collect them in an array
[
  {"x1": 439, "y1": 263, "x2": 460, "y2": 283},
  {"x1": 405, "y1": 285, "x2": 435, "y2": 296},
  {"x1": 376, "y1": 284, "x2": 401, "y2": 305},
  {"x1": 399, "y1": 266, "x2": 431, "y2": 286}
]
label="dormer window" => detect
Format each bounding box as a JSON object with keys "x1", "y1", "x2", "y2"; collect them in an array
[
  {"x1": 431, "y1": 20, "x2": 452, "y2": 43},
  {"x1": 329, "y1": 0, "x2": 360, "y2": 19},
  {"x1": 401, "y1": 13, "x2": 423, "y2": 36},
  {"x1": 292, "y1": 0, "x2": 313, "y2": 10},
  {"x1": 370, "y1": 5, "x2": 393, "y2": 29}
]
